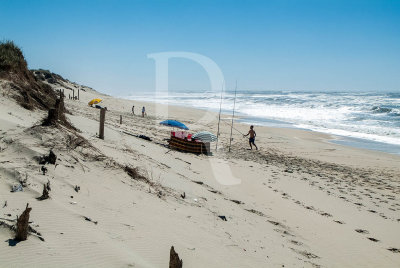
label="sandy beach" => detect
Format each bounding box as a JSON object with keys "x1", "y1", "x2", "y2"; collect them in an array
[{"x1": 1, "y1": 75, "x2": 399, "y2": 267}]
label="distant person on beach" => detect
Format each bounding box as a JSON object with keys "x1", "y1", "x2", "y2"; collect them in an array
[
  {"x1": 132, "y1": 105, "x2": 135, "y2": 115},
  {"x1": 142, "y1": 106, "x2": 146, "y2": 117},
  {"x1": 244, "y1": 125, "x2": 258, "y2": 150}
]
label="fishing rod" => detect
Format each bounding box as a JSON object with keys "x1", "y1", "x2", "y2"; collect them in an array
[
  {"x1": 215, "y1": 82, "x2": 224, "y2": 151},
  {"x1": 228, "y1": 81, "x2": 237, "y2": 152},
  {"x1": 219, "y1": 117, "x2": 247, "y2": 137}
]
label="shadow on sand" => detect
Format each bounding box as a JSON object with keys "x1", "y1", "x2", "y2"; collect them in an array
[{"x1": 6, "y1": 239, "x2": 20, "y2": 247}]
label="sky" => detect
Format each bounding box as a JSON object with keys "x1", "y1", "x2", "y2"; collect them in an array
[{"x1": 1, "y1": 0, "x2": 400, "y2": 95}]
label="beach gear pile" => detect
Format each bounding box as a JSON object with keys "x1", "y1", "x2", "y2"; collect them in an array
[
  {"x1": 159, "y1": 120, "x2": 217, "y2": 155},
  {"x1": 192, "y1": 131, "x2": 217, "y2": 142}
]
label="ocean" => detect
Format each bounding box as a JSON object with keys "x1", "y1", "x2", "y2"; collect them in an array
[{"x1": 126, "y1": 91, "x2": 400, "y2": 155}]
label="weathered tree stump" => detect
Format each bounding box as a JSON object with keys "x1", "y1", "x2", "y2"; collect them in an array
[
  {"x1": 42, "y1": 92, "x2": 69, "y2": 127},
  {"x1": 37, "y1": 184, "x2": 49, "y2": 200},
  {"x1": 169, "y1": 246, "x2": 183, "y2": 268},
  {"x1": 47, "y1": 108, "x2": 58, "y2": 124},
  {"x1": 47, "y1": 150, "x2": 57, "y2": 164},
  {"x1": 15, "y1": 203, "x2": 32, "y2": 241},
  {"x1": 39, "y1": 150, "x2": 57, "y2": 165}
]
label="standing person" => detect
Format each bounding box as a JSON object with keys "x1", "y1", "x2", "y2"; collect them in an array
[
  {"x1": 243, "y1": 125, "x2": 258, "y2": 150},
  {"x1": 132, "y1": 105, "x2": 135, "y2": 115},
  {"x1": 142, "y1": 106, "x2": 146, "y2": 117}
]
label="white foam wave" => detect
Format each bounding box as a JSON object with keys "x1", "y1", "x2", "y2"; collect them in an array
[{"x1": 124, "y1": 91, "x2": 400, "y2": 147}]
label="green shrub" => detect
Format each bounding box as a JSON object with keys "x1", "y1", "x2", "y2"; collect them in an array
[{"x1": 0, "y1": 40, "x2": 27, "y2": 71}]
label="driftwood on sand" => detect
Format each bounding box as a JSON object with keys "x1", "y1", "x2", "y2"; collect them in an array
[
  {"x1": 15, "y1": 203, "x2": 32, "y2": 241},
  {"x1": 169, "y1": 246, "x2": 183, "y2": 268},
  {"x1": 37, "y1": 183, "x2": 49, "y2": 200},
  {"x1": 39, "y1": 150, "x2": 57, "y2": 165}
]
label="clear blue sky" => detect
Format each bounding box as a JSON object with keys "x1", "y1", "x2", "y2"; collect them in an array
[{"x1": 1, "y1": 0, "x2": 400, "y2": 94}]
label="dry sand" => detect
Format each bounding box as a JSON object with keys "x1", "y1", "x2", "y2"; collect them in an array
[{"x1": 1, "y1": 81, "x2": 400, "y2": 267}]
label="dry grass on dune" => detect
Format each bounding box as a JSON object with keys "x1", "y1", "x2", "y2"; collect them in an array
[{"x1": 0, "y1": 40, "x2": 56, "y2": 110}]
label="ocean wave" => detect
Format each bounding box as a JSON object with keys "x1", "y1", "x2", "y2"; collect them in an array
[
  {"x1": 295, "y1": 124, "x2": 400, "y2": 146},
  {"x1": 124, "y1": 90, "x2": 400, "y2": 147},
  {"x1": 387, "y1": 92, "x2": 400, "y2": 98},
  {"x1": 372, "y1": 106, "x2": 392, "y2": 113}
]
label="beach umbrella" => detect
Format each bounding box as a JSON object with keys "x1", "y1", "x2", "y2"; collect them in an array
[
  {"x1": 88, "y1": 98, "x2": 102, "y2": 106},
  {"x1": 192, "y1": 131, "x2": 217, "y2": 142},
  {"x1": 159, "y1": 120, "x2": 189, "y2": 130}
]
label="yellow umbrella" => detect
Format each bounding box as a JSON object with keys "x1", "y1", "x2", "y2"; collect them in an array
[{"x1": 88, "y1": 98, "x2": 102, "y2": 106}]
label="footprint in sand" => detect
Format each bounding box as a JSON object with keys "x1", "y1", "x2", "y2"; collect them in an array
[
  {"x1": 274, "y1": 229, "x2": 293, "y2": 236},
  {"x1": 367, "y1": 237, "x2": 379, "y2": 242},
  {"x1": 355, "y1": 229, "x2": 369, "y2": 234},
  {"x1": 230, "y1": 199, "x2": 244, "y2": 205},
  {"x1": 334, "y1": 220, "x2": 345, "y2": 224},
  {"x1": 267, "y1": 220, "x2": 281, "y2": 226},
  {"x1": 319, "y1": 212, "x2": 332, "y2": 217},
  {"x1": 379, "y1": 213, "x2": 388, "y2": 219},
  {"x1": 290, "y1": 240, "x2": 303, "y2": 246},
  {"x1": 290, "y1": 248, "x2": 320, "y2": 259},
  {"x1": 388, "y1": 248, "x2": 400, "y2": 253}
]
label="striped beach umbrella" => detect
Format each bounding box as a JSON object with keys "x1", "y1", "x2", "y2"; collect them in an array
[{"x1": 192, "y1": 131, "x2": 217, "y2": 142}]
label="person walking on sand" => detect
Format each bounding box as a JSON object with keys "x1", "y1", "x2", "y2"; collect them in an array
[
  {"x1": 132, "y1": 105, "x2": 135, "y2": 115},
  {"x1": 243, "y1": 125, "x2": 258, "y2": 150},
  {"x1": 142, "y1": 106, "x2": 146, "y2": 117}
]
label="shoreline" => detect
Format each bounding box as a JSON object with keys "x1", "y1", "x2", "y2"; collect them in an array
[
  {"x1": 91, "y1": 91, "x2": 400, "y2": 171},
  {"x1": 123, "y1": 94, "x2": 400, "y2": 157}
]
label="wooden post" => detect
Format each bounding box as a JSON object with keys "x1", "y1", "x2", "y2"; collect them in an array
[
  {"x1": 78, "y1": 87, "x2": 80, "y2": 100},
  {"x1": 99, "y1": 108, "x2": 106, "y2": 139},
  {"x1": 120, "y1": 115, "x2": 122, "y2": 124},
  {"x1": 69, "y1": 94, "x2": 70, "y2": 99},
  {"x1": 72, "y1": 89, "x2": 75, "y2": 100}
]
